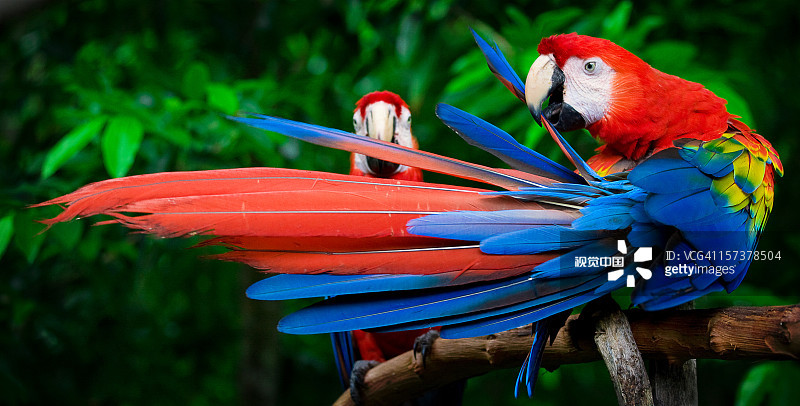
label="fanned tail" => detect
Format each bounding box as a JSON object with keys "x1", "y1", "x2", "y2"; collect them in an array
[{"x1": 38, "y1": 167, "x2": 568, "y2": 276}]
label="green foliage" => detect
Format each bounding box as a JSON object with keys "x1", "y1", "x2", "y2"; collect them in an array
[
  {"x1": 0, "y1": 214, "x2": 14, "y2": 259},
  {"x1": 736, "y1": 363, "x2": 800, "y2": 406},
  {"x1": 41, "y1": 117, "x2": 107, "y2": 179},
  {"x1": 2, "y1": 0, "x2": 798, "y2": 405},
  {"x1": 101, "y1": 116, "x2": 144, "y2": 178}
]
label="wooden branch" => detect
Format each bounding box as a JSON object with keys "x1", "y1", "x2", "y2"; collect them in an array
[
  {"x1": 587, "y1": 297, "x2": 653, "y2": 406},
  {"x1": 650, "y1": 302, "x2": 697, "y2": 406},
  {"x1": 332, "y1": 305, "x2": 800, "y2": 406}
]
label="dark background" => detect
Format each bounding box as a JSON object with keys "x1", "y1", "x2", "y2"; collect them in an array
[{"x1": 2, "y1": 0, "x2": 798, "y2": 404}]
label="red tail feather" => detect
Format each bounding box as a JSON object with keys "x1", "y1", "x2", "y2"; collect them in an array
[
  {"x1": 37, "y1": 167, "x2": 564, "y2": 278},
  {"x1": 214, "y1": 243, "x2": 553, "y2": 278},
  {"x1": 39, "y1": 168, "x2": 538, "y2": 239}
]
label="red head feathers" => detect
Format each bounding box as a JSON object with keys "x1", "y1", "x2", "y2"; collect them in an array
[
  {"x1": 355, "y1": 91, "x2": 410, "y2": 119},
  {"x1": 528, "y1": 33, "x2": 731, "y2": 161}
]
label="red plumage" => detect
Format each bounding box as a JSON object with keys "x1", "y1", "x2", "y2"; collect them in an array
[
  {"x1": 355, "y1": 91, "x2": 410, "y2": 119},
  {"x1": 539, "y1": 33, "x2": 731, "y2": 162}
]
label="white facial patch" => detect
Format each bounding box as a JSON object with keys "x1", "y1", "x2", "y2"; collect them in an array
[
  {"x1": 561, "y1": 56, "x2": 615, "y2": 125},
  {"x1": 352, "y1": 101, "x2": 413, "y2": 176}
]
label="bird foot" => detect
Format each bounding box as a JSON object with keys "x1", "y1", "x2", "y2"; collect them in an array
[
  {"x1": 349, "y1": 359, "x2": 380, "y2": 406},
  {"x1": 412, "y1": 329, "x2": 440, "y2": 369}
]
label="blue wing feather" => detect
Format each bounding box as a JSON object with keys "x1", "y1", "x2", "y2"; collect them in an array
[
  {"x1": 541, "y1": 118, "x2": 603, "y2": 182},
  {"x1": 436, "y1": 103, "x2": 584, "y2": 183},
  {"x1": 470, "y1": 28, "x2": 526, "y2": 101}
]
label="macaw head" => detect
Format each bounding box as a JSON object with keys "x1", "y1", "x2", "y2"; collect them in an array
[
  {"x1": 525, "y1": 33, "x2": 730, "y2": 160},
  {"x1": 352, "y1": 91, "x2": 416, "y2": 177}
]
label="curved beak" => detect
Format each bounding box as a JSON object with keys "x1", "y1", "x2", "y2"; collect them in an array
[
  {"x1": 525, "y1": 55, "x2": 563, "y2": 126},
  {"x1": 364, "y1": 104, "x2": 400, "y2": 176},
  {"x1": 525, "y1": 55, "x2": 586, "y2": 132},
  {"x1": 365, "y1": 103, "x2": 397, "y2": 143}
]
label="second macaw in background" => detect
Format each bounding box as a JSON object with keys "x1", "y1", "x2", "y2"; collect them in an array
[
  {"x1": 334, "y1": 91, "x2": 464, "y2": 405},
  {"x1": 36, "y1": 30, "x2": 782, "y2": 399}
]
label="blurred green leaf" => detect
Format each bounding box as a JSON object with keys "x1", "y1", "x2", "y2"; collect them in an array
[
  {"x1": 48, "y1": 219, "x2": 83, "y2": 251},
  {"x1": 736, "y1": 363, "x2": 774, "y2": 406},
  {"x1": 644, "y1": 41, "x2": 698, "y2": 71},
  {"x1": 601, "y1": 1, "x2": 633, "y2": 40},
  {"x1": 0, "y1": 213, "x2": 14, "y2": 259},
  {"x1": 41, "y1": 116, "x2": 106, "y2": 178},
  {"x1": 101, "y1": 115, "x2": 144, "y2": 178},
  {"x1": 736, "y1": 363, "x2": 800, "y2": 406},
  {"x1": 13, "y1": 210, "x2": 46, "y2": 263},
  {"x1": 183, "y1": 62, "x2": 210, "y2": 100},
  {"x1": 524, "y1": 122, "x2": 547, "y2": 149},
  {"x1": 206, "y1": 83, "x2": 239, "y2": 115},
  {"x1": 530, "y1": 7, "x2": 583, "y2": 36},
  {"x1": 622, "y1": 15, "x2": 665, "y2": 50}
]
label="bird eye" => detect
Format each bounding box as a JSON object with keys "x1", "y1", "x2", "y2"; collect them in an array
[
  {"x1": 584, "y1": 61, "x2": 596, "y2": 73},
  {"x1": 407, "y1": 117, "x2": 412, "y2": 125},
  {"x1": 353, "y1": 118, "x2": 358, "y2": 127}
]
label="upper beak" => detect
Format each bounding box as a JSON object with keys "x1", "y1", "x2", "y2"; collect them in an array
[
  {"x1": 525, "y1": 54, "x2": 564, "y2": 126},
  {"x1": 365, "y1": 104, "x2": 397, "y2": 143},
  {"x1": 364, "y1": 104, "x2": 400, "y2": 176}
]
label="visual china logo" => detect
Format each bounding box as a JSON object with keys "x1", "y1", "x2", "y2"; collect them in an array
[
  {"x1": 607, "y1": 240, "x2": 652, "y2": 287},
  {"x1": 573, "y1": 240, "x2": 653, "y2": 287}
]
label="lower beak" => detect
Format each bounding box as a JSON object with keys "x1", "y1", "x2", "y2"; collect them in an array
[{"x1": 366, "y1": 156, "x2": 399, "y2": 177}]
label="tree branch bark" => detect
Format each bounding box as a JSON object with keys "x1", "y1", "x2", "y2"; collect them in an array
[
  {"x1": 650, "y1": 301, "x2": 697, "y2": 406},
  {"x1": 331, "y1": 305, "x2": 800, "y2": 406},
  {"x1": 587, "y1": 296, "x2": 653, "y2": 406}
]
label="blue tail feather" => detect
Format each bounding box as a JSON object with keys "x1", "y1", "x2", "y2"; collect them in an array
[
  {"x1": 441, "y1": 290, "x2": 597, "y2": 339},
  {"x1": 515, "y1": 321, "x2": 548, "y2": 398},
  {"x1": 247, "y1": 273, "x2": 486, "y2": 300},
  {"x1": 330, "y1": 331, "x2": 354, "y2": 389},
  {"x1": 372, "y1": 275, "x2": 606, "y2": 333},
  {"x1": 480, "y1": 226, "x2": 607, "y2": 255},
  {"x1": 407, "y1": 209, "x2": 577, "y2": 241}
]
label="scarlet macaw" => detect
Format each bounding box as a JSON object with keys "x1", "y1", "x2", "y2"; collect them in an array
[
  {"x1": 36, "y1": 31, "x2": 782, "y2": 398},
  {"x1": 332, "y1": 91, "x2": 462, "y2": 404}
]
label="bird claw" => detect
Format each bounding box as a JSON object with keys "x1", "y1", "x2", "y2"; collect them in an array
[
  {"x1": 349, "y1": 359, "x2": 380, "y2": 406},
  {"x1": 412, "y1": 329, "x2": 440, "y2": 369}
]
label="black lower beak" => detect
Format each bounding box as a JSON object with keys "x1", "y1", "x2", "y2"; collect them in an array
[
  {"x1": 544, "y1": 102, "x2": 586, "y2": 133},
  {"x1": 367, "y1": 157, "x2": 400, "y2": 177}
]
